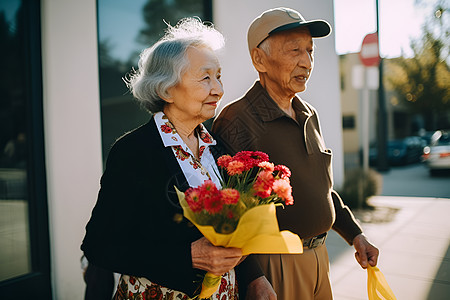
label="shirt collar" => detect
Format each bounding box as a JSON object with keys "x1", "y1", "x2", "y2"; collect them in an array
[
  {"x1": 247, "y1": 81, "x2": 313, "y2": 122},
  {"x1": 154, "y1": 111, "x2": 217, "y2": 148}
]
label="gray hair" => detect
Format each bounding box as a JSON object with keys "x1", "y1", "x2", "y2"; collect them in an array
[
  {"x1": 125, "y1": 18, "x2": 225, "y2": 113},
  {"x1": 258, "y1": 38, "x2": 271, "y2": 55}
]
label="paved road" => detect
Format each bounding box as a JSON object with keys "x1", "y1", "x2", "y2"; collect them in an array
[{"x1": 380, "y1": 163, "x2": 450, "y2": 198}]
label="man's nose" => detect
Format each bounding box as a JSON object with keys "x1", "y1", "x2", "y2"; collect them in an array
[{"x1": 298, "y1": 51, "x2": 313, "y2": 70}]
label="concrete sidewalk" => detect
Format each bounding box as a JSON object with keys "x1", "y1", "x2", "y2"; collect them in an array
[{"x1": 327, "y1": 196, "x2": 450, "y2": 300}]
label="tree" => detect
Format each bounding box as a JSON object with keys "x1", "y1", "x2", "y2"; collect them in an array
[
  {"x1": 385, "y1": 1, "x2": 449, "y2": 130},
  {"x1": 137, "y1": 0, "x2": 205, "y2": 47}
]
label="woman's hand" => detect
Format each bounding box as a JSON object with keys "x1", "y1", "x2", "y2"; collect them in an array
[{"x1": 191, "y1": 237, "x2": 242, "y2": 276}]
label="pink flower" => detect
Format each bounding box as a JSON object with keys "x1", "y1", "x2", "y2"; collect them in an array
[
  {"x1": 273, "y1": 179, "x2": 294, "y2": 205},
  {"x1": 185, "y1": 187, "x2": 203, "y2": 212},
  {"x1": 220, "y1": 188, "x2": 240, "y2": 205},
  {"x1": 253, "y1": 170, "x2": 274, "y2": 198},
  {"x1": 258, "y1": 161, "x2": 274, "y2": 172},
  {"x1": 227, "y1": 160, "x2": 245, "y2": 176},
  {"x1": 217, "y1": 155, "x2": 232, "y2": 168},
  {"x1": 274, "y1": 164, "x2": 291, "y2": 179}
]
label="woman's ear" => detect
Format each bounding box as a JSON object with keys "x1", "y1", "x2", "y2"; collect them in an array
[
  {"x1": 251, "y1": 48, "x2": 267, "y2": 73},
  {"x1": 160, "y1": 88, "x2": 174, "y2": 104}
]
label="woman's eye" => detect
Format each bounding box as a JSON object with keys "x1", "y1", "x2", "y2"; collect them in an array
[{"x1": 203, "y1": 76, "x2": 210, "y2": 80}]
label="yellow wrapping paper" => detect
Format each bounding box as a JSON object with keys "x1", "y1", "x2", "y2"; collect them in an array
[
  {"x1": 367, "y1": 265, "x2": 397, "y2": 300},
  {"x1": 176, "y1": 188, "x2": 303, "y2": 298}
]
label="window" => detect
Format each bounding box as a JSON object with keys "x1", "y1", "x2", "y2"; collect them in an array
[
  {"x1": 97, "y1": 0, "x2": 212, "y2": 162},
  {"x1": 342, "y1": 115, "x2": 355, "y2": 129},
  {"x1": 0, "y1": 0, "x2": 51, "y2": 298}
]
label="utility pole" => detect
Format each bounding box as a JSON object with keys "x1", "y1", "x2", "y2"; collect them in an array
[{"x1": 375, "y1": 0, "x2": 390, "y2": 172}]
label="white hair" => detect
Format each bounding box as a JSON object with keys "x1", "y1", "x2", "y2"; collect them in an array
[{"x1": 125, "y1": 18, "x2": 225, "y2": 113}]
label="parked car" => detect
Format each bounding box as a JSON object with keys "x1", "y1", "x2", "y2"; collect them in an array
[
  {"x1": 422, "y1": 130, "x2": 450, "y2": 175},
  {"x1": 368, "y1": 136, "x2": 424, "y2": 166}
]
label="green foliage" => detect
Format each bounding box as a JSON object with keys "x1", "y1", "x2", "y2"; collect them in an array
[
  {"x1": 339, "y1": 168, "x2": 382, "y2": 209},
  {"x1": 385, "y1": 1, "x2": 450, "y2": 129}
]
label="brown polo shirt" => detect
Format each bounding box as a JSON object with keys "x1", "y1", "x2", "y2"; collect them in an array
[{"x1": 212, "y1": 81, "x2": 362, "y2": 244}]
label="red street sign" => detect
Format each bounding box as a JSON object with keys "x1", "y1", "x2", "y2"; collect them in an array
[{"x1": 359, "y1": 32, "x2": 380, "y2": 67}]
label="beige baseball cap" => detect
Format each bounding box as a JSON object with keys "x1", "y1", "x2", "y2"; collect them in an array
[{"x1": 247, "y1": 7, "x2": 332, "y2": 53}]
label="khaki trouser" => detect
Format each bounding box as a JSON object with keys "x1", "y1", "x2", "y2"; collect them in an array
[{"x1": 255, "y1": 244, "x2": 333, "y2": 300}]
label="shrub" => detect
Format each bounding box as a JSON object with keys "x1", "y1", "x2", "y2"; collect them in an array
[{"x1": 338, "y1": 168, "x2": 382, "y2": 209}]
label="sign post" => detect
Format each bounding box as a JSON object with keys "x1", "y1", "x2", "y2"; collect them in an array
[
  {"x1": 353, "y1": 33, "x2": 380, "y2": 208},
  {"x1": 358, "y1": 32, "x2": 380, "y2": 173}
]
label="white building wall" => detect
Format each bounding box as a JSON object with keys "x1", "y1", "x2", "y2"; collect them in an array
[
  {"x1": 213, "y1": 0, "x2": 344, "y2": 188},
  {"x1": 41, "y1": 0, "x2": 103, "y2": 298}
]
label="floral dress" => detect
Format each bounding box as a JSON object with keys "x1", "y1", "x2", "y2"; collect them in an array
[{"x1": 113, "y1": 112, "x2": 238, "y2": 300}]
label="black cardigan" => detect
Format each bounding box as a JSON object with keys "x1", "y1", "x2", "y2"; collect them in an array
[{"x1": 81, "y1": 117, "x2": 263, "y2": 297}]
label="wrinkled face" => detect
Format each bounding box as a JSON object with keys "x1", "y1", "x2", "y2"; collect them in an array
[
  {"x1": 261, "y1": 27, "x2": 314, "y2": 97},
  {"x1": 165, "y1": 46, "x2": 223, "y2": 123}
]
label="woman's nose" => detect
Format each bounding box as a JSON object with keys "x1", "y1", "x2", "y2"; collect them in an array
[{"x1": 212, "y1": 78, "x2": 224, "y2": 98}]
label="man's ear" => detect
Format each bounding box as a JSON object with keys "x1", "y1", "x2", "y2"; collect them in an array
[{"x1": 251, "y1": 48, "x2": 267, "y2": 73}]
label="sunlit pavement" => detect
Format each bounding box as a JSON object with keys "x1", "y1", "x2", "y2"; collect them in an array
[{"x1": 328, "y1": 196, "x2": 450, "y2": 300}]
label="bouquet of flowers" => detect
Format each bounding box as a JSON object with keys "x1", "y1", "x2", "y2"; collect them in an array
[{"x1": 175, "y1": 151, "x2": 303, "y2": 299}]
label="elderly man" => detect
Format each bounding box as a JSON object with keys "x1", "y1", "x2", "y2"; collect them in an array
[{"x1": 213, "y1": 7, "x2": 379, "y2": 300}]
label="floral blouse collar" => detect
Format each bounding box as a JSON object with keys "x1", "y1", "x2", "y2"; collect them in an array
[{"x1": 154, "y1": 111, "x2": 217, "y2": 149}]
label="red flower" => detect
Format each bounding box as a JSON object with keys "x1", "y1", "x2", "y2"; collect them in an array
[
  {"x1": 199, "y1": 180, "x2": 218, "y2": 193},
  {"x1": 142, "y1": 283, "x2": 163, "y2": 300},
  {"x1": 198, "y1": 146, "x2": 206, "y2": 158},
  {"x1": 198, "y1": 181, "x2": 223, "y2": 214},
  {"x1": 221, "y1": 188, "x2": 240, "y2": 205},
  {"x1": 217, "y1": 155, "x2": 232, "y2": 168},
  {"x1": 203, "y1": 192, "x2": 223, "y2": 214},
  {"x1": 234, "y1": 151, "x2": 269, "y2": 168},
  {"x1": 160, "y1": 124, "x2": 172, "y2": 133},
  {"x1": 219, "y1": 277, "x2": 228, "y2": 293},
  {"x1": 199, "y1": 131, "x2": 213, "y2": 143},
  {"x1": 272, "y1": 179, "x2": 294, "y2": 205},
  {"x1": 274, "y1": 164, "x2": 291, "y2": 179},
  {"x1": 185, "y1": 187, "x2": 203, "y2": 212},
  {"x1": 253, "y1": 170, "x2": 274, "y2": 198}
]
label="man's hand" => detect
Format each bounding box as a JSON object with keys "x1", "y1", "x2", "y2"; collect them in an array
[
  {"x1": 353, "y1": 233, "x2": 379, "y2": 269},
  {"x1": 245, "y1": 276, "x2": 277, "y2": 300}
]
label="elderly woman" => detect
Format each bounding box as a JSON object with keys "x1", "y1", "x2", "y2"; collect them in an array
[{"x1": 81, "y1": 18, "x2": 251, "y2": 299}]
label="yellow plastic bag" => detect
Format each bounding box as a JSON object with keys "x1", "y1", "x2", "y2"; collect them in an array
[{"x1": 367, "y1": 265, "x2": 397, "y2": 300}]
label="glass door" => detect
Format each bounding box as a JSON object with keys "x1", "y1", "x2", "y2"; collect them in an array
[{"x1": 0, "y1": 0, "x2": 51, "y2": 298}]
